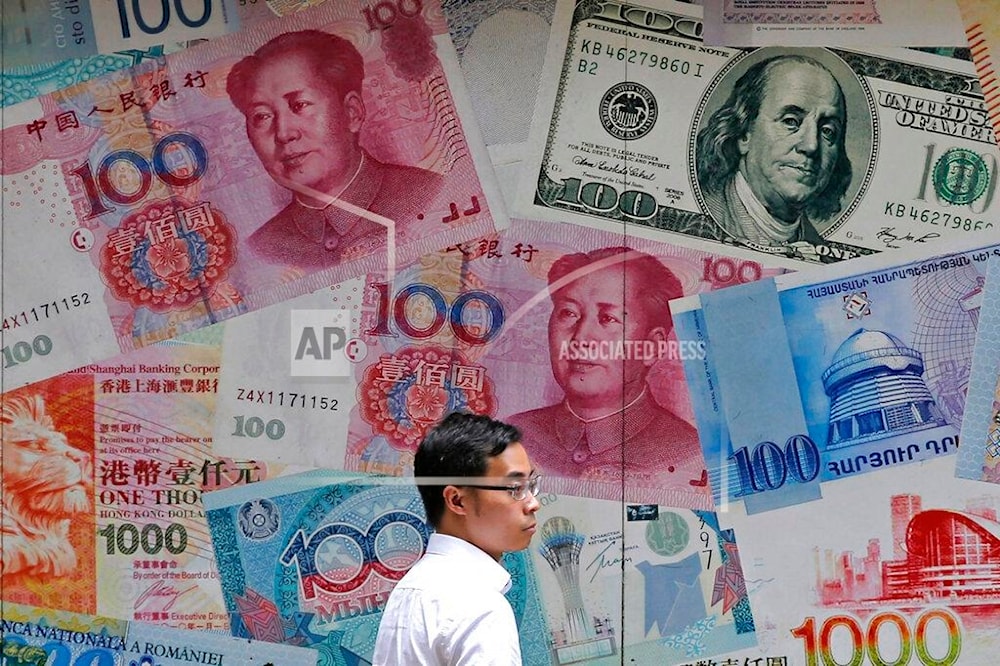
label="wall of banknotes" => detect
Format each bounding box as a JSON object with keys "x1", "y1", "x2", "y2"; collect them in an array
[{"x1": 4, "y1": 0, "x2": 1000, "y2": 664}]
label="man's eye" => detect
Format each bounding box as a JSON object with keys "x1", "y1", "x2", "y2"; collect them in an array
[
  {"x1": 599, "y1": 313, "x2": 621, "y2": 325},
  {"x1": 250, "y1": 111, "x2": 272, "y2": 126},
  {"x1": 820, "y1": 124, "x2": 839, "y2": 142},
  {"x1": 555, "y1": 307, "x2": 579, "y2": 320},
  {"x1": 291, "y1": 100, "x2": 311, "y2": 112},
  {"x1": 780, "y1": 116, "x2": 801, "y2": 131}
]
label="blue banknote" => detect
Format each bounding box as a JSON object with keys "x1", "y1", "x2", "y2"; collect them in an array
[
  {"x1": 673, "y1": 239, "x2": 1000, "y2": 514},
  {"x1": 956, "y1": 255, "x2": 1000, "y2": 483},
  {"x1": 203, "y1": 470, "x2": 550, "y2": 664},
  {"x1": 0, "y1": 601, "x2": 315, "y2": 665}
]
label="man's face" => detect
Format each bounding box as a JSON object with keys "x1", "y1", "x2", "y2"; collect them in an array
[
  {"x1": 738, "y1": 60, "x2": 845, "y2": 222},
  {"x1": 243, "y1": 53, "x2": 363, "y2": 199},
  {"x1": 547, "y1": 264, "x2": 665, "y2": 412},
  {"x1": 464, "y1": 443, "x2": 540, "y2": 560}
]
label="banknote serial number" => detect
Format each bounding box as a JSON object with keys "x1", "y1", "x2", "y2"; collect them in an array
[
  {"x1": 2, "y1": 293, "x2": 92, "y2": 331},
  {"x1": 577, "y1": 41, "x2": 704, "y2": 77},
  {"x1": 882, "y1": 202, "x2": 993, "y2": 232},
  {"x1": 235, "y1": 389, "x2": 339, "y2": 411}
]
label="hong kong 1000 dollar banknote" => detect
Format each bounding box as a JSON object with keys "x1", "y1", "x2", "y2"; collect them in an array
[
  {"x1": 207, "y1": 218, "x2": 783, "y2": 508},
  {"x1": 0, "y1": 0, "x2": 506, "y2": 391},
  {"x1": 672, "y1": 236, "x2": 1000, "y2": 515},
  {"x1": 0, "y1": 601, "x2": 316, "y2": 665},
  {"x1": 517, "y1": 0, "x2": 1000, "y2": 268},
  {"x1": 709, "y1": 456, "x2": 1000, "y2": 666},
  {"x1": 1, "y1": 328, "x2": 298, "y2": 629},
  {"x1": 202, "y1": 469, "x2": 550, "y2": 664},
  {"x1": 526, "y1": 492, "x2": 757, "y2": 662}
]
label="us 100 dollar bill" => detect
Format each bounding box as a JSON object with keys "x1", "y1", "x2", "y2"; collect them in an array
[{"x1": 519, "y1": 0, "x2": 999, "y2": 267}]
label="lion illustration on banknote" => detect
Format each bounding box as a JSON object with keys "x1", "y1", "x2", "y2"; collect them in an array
[{"x1": 2, "y1": 394, "x2": 91, "y2": 577}]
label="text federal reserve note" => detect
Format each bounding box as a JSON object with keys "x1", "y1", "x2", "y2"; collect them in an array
[{"x1": 519, "y1": 0, "x2": 998, "y2": 268}]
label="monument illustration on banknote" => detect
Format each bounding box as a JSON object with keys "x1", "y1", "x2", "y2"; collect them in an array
[
  {"x1": 673, "y1": 237, "x2": 997, "y2": 514},
  {"x1": 519, "y1": 0, "x2": 999, "y2": 268}
]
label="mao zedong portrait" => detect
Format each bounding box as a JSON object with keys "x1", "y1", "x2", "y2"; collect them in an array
[
  {"x1": 507, "y1": 246, "x2": 704, "y2": 484},
  {"x1": 696, "y1": 54, "x2": 852, "y2": 253},
  {"x1": 226, "y1": 29, "x2": 443, "y2": 270}
]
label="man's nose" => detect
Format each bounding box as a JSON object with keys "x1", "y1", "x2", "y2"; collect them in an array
[
  {"x1": 571, "y1": 314, "x2": 601, "y2": 341},
  {"x1": 524, "y1": 493, "x2": 541, "y2": 513},
  {"x1": 795, "y1": 119, "x2": 820, "y2": 155},
  {"x1": 274, "y1": 110, "x2": 301, "y2": 144}
]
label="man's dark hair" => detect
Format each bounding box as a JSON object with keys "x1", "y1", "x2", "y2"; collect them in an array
[
  {"x1": 226, "y1": 30, "x2": 365, "y2": 115},
  {"x1": 547, "y1": 246, "x2": 683, "y2": 330},
  {"x1": 414, "y1": 412, "x2": 522, "y2": 528},
  {"x1": 695, "y1": 54, "x2": 852, "y2": 221}
]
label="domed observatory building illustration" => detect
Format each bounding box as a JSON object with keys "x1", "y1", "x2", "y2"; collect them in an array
[{"x1": 822, "y1": 329, "x2": 947, "y2": 449}]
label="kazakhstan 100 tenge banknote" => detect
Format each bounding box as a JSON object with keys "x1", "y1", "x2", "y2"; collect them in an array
[
  {"x1": 518, "y1": 0, "x2": 999, "y2": 267},
  {"x1": 955, "y1": 255, "x2": 1000, "y2": 484},
  {"x1": 672, "y1": 236, "x2": 1000, "y2": 515},
  {"x1": 203, "y1": 469, "x2": 550, "y2": 664},
  {"x1": 526, "y1": 493, "x2": 757, "y2": 662},
  {"x1": 715, "y1": 456, "x2": 1000, "y2": 665},
  {"x1": 0, "y1": 602, "x2": 316, "y2": 665},
  {"x1": 1, "y1": 328, "x2": 295, "y2": 629},
  {"x1": 208, "y1": 218, "x2": 784, "y2": 509},
  {"x1": 0, "y1": 0, "x2": 506, "y2": 390}
]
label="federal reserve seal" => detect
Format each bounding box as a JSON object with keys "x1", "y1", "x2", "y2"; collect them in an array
[
  {"x1": 933, "y1": 148, "x2": 989, "y2": 205},
  {"x1": 237, "y1": 498, "x2": 280, "y2": 540},
  {"x1": 599, "y1": 82, "x2": 658, "y2": 141}
]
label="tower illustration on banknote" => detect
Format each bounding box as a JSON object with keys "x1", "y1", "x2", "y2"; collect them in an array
[{"x1": 538, "y1": 516, "x2": 617, "y2": 662}]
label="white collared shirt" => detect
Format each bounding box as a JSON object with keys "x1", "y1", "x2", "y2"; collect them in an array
[{"x1": 372, "y1": 533, "x2": 522, "y2": 666}]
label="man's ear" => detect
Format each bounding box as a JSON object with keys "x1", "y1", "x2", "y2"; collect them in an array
[
  {"x1": 645, "y1": 325, "x2": 668, "y2": 368},
  {"x1": 443, "y1": 485, "x2": 469, "y2": 517},
  {"x1": 343, "y1": 90, "x2": 365, "y2": 134},
  {"x1": 737, "y1": 130, "x2": 751, "y2": 156}
]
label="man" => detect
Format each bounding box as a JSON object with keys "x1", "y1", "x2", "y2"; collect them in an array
[
  {"x1": 373, "y1": 412, "x2": 540, "y2": 666},
  {"x1": 507, "y1": 246, "x2": 703, "y2": 484},
  {"x1": 226, "y1": 30, "x2": 443, "y2": 270},
  {"x1": 695, "y1": 54, "x2": 852, "y2": 253}
]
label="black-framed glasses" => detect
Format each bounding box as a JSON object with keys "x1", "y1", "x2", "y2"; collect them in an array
[{"x1": 465, "y1": 475, "x2": 543, "y2": 501}]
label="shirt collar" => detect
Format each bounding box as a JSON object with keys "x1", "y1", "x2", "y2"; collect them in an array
[
  {"x1": 734, "y1": 170, "x2": 802, "y2": 243},
  {"x1": 553, "y1": 389, "x2": 659, "y2": 456},
  {"x1": 425, "y1": 533, "x2": 512, "y2": 594},
  {"x1": 286, "y1": 152, "x2": 382, "y2": 247}
]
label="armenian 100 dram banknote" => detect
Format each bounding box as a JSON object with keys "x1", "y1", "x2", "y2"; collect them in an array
[
  {"x1": 207, "y1": 218, "x2": 783, "y2": 508},
  {"x1": 0, "y1": 0, "x2": 506, "y2": 390},
  {"x1": 0, "y1": 601, "x2": 316, "y2": 665},
  {"x1": 672, "y1": 236, "x2": 999, "y2": 515},
  {"x1": 1, "y1": 328, "x2": 297, "y2": 630},
  {"x1": 518, "y1": 0, "x2": 999, "y2": 268}
]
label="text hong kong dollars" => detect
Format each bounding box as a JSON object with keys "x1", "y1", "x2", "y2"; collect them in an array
[
  {"x1": 519, "y1": 0, "x2": 999, "y2": 268},
  {"x1": 0, "y1": 0, "x2": 505, "y2": 390}
]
